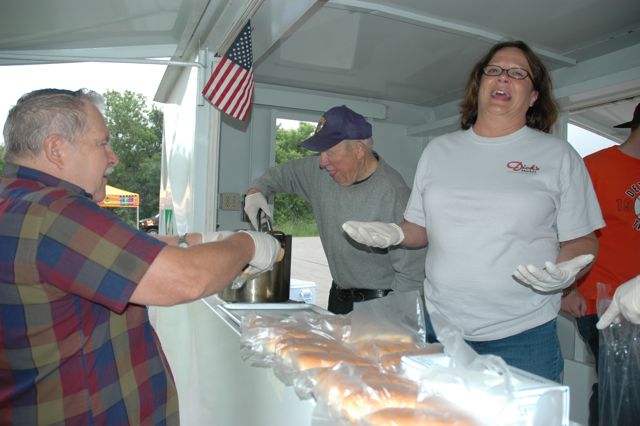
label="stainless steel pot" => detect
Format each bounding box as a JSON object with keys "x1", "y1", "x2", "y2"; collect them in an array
[{"x1": 220, "y1": 213, "x2": 292, "y2": 303}]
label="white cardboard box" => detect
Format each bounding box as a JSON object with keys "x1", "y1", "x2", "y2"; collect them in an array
[
  {"x1": 289, "y1": 278, "x2": 316, "y2": 304},
  {"x1": 402, "y1": 353, "x2": 570, "y2": 426}
]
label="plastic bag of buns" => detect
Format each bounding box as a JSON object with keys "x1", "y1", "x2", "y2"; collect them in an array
[
  {"x1": 273, "y1": 344, "x2": 375, "y2": 386},
  {"x1": 294, "y1": 363, "x2": 384, "y2": 400},
  {"x1": 239, "y1": 313, "x2": 339, "y2": 367},
  {"x1": 352, "y1": 340, "x2": 424, "y2": 359},
  {"x1": 401, "y1": 314, "x2": 526, "y2": 425},
  {"x1": 358, "y1": 406, "x2": 480, "y2": 426},
  {"x1": 298, "y1": 311, "x2": 352, "y2": 341},
  {"x1": 310, "y1": 363, "x2": 481, "y2": 425},
  {"x1": 345, "y1": 290, "x2": 426, "y2": 345},
  {"x1": 311, "y1": 363, "x2": 418, "y2": 423},
  {"x1": 376, "y1": 344, "x2": 445, "y2": 374},
  {"x1": 240, "y1": 310, "x2": 349, "y2": 340},
  {"x1": 344, "y1": 339, "x2": 444, "y2": 375}
]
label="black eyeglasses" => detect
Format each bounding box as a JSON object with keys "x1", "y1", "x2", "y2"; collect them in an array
[{"x1": 482, "y1": 65, "x2": 531, "y2": 80}]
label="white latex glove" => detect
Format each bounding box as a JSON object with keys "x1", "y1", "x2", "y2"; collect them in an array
[
  {"x1": 513, "y1": 254, "x2": 594, "y2": 293},
  {"x1": 597, "y1": 275, "x2": 640, "y2": 329},
  {"x1": 202, "y1": 230, "x2": 234, "y2": 243},
  {"x1": 239, "y1": 230, "x2": 281, "y2": 272},
  {"x1": 244, "y1": 192, "x2": 273, "y2": 230},
  {"x1": 341, "y1": 221, "x2": 404, "y2": 248}
]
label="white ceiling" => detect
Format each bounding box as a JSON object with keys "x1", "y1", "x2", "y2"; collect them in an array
[{"x1": 1, "y1": 0, "x2": 639, "y2": 141}]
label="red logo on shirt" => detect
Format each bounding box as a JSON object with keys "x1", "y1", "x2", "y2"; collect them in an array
[{"x1": 506, "y1": 161, "x2": 540, "y2": 174}]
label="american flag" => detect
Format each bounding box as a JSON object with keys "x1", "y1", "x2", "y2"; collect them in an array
[{"x1": 202, "y1": 21, "x2": 254, "y2": 121}]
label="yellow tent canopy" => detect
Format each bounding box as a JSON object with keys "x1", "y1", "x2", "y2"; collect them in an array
[
  {"x1": 98, "y1": 185, "x2": 140, "y2": 228},
  {"x1": 98, "y1": 185, "x2": 139, "y2": 208}
]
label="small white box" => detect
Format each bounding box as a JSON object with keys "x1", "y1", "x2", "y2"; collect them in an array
[
  {"x1": 402, "y1": 353, "x2": 570, "y2": 425},
  {"x1": 289, "y1": 278, "x2": 316, "y2": 304}
]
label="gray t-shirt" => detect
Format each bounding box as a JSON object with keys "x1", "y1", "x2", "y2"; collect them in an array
[{"x1": 252, "y1": 155, "x2": 426, "y2": 292}]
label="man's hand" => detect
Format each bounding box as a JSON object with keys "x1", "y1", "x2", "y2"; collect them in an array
[
  {"x1": 244, "y1": 192, "x2": 272, "y2": 230},
  {"x1": 342, "y1": 221, "x2": 404, "y2": 248},
  {"x1": 597, "y1": 275, "x2": 640, "y2": 329},
  {"x1": 239, "y1": 230, "x2": 282, "y2": 273},
  {"x1": 513, "y1": 254, "x2": 594, "y2": 293},
  {"x1": 560, "y1": 288, "x2": 587, "y2": 317}
]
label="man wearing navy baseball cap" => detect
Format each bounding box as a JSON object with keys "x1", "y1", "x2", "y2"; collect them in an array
[
  {"x1": 300, "y1": 105, "x2": 373, "y2": 152},
  {"x1": 244, "y1": 105, "x2": 427, "y2": 314}
]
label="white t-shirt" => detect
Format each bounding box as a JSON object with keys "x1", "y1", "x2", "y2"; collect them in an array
[{"x1": 405, "y1": 126, "x2": 604, "y2": 341}]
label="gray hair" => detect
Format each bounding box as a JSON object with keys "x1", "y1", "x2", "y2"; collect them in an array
[
  {"x1": 345, "y1": 137, "x2": 374, "y2": 150},
  {"x1": 3, "y1": 88, "x2": 104, "y2": 162},
  {"x1": 361, "y1": 137, "x2": 374, "y2": 149}
]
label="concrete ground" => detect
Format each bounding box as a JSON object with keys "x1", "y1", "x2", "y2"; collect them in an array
[{"x1": 289, "y1": 236, "x2": 331, "y2": 309}]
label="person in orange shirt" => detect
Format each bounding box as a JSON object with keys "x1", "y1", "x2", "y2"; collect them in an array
[{"x1": 561, "y1": 102, "x2": 640, "y2": 426}]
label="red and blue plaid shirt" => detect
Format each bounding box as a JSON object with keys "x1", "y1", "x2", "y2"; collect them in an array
[{"x1": 0, "y1": 164, "x2": 178, "y2": 425}]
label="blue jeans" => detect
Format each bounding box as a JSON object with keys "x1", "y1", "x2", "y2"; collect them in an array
[{"x1": 426, "y1": 316, "x2": 563, "y2": 382}]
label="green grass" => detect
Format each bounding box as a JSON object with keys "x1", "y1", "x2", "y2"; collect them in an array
[{"x1": 273, "y1": 220, "x2": 318, "y2": 237}]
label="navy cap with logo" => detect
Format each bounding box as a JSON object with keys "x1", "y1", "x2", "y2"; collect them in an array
[
  {"x1": 614, "y1": 102, "x2": 640, "y2": 129},
  {"x1": 300, "y1": 105, "x2": 372, "y2": 152}
]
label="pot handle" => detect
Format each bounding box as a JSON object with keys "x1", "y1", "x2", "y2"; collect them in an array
[{"x1": 257, "y1": 208, "x2": 273, "y2": 232}]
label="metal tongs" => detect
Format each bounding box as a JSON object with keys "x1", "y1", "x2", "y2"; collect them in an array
[{"x1": 229, "y1": 209, "x2": 276, "y2": 290}]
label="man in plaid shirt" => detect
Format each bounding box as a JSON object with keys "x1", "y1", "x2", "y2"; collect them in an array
[{"x1": 0, "y1": 88, "x2": 281, "y2": 425}]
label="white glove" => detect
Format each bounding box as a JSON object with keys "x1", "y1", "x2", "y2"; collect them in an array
[
  {"x1": 202, "y1": 230, "x2": 234, "y2": 242},
  {"x1": 342, "y1": 221, "x2": 404, "y2": 248},
  {"x1": 513, "y1": 254, "x2": 594, "y2": 293},
  {"x1": 244, "y1": 192, "x2": 273, "y2": 230},
  {"x1": 239, "y1": 230, "x2": 281, "y2": 272},
  {"x1": 597, "y1": 275, "x2": 640, "y2": 329}
]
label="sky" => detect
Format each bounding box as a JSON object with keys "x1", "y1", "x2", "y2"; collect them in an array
[
  {"x1": 0, "y1": 62, "x2": 167, "y2": 145},
  {"x1": 567, "y1": 123, "x2": 617, "y2": 157},
  {"x1": 0, "y1": 62, "x2": 618, "y2": 156}
]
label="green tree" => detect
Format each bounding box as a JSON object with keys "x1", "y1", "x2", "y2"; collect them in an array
[
  {"x1": 273, "y1": 122, "x2": 316, "y2": 233},
  {"x1": 103, "y1": 90, "x2": 163, "y2": 224}
]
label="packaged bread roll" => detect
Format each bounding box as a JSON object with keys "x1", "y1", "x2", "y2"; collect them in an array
[
  {"x1": 311, "y1": 364, "x2": 381, "y2": 397},
  {"x1": 314, "y1": 366, "x2": 417, "y2": 408},
  {"x1": 338, "y1": 381, "x2": 420, "y2": 422},
  {"x1": 265, "y1": 326, "x2": 338, "y2": 353},
  {"x1": 346, "y1": 329, "x2": 416, "y2": 345},
  {"x1": 354, "y1": 340, "x2": 423, "y2": 359},
  {"x1": 361, "y1": 406, "x2": 478, "y2": 426},
  {"x1": 277, "y1": 339, "x2": 355, "y2": 367},
  {"x1": 290, "y1": 351, "x2": 373, "y2": 371}
]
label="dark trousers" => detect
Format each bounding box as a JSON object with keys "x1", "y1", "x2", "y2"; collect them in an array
[
  {"x1": 327, "y1": 281, "x2": 392, "y2": 314},
  {"x1": 576, "y1": 314, "x2": 599, "y2": 426}
]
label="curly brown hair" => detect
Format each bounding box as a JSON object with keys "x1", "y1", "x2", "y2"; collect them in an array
[{"x1": 459, "y1": 40, "x2": 558, "y2": 133}]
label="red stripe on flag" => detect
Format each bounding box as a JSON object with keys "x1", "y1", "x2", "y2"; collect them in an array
[
  {"x1": 229, "y1": 71, "x2": 253, "y2": 119},
  {"x1": 202, "y1": 57, "x2": 230, "y2": 99},
  {"x1": 217, "y1": 66, "x2": 244, "y2": 109},
  {"x1": 236, "y1": 74, "x2": 254, "y2": 120},
  {"x1": 222, "y1": 68, "x2": 250, "y2": 113},
  {"x1": 208, "y1": 61, "x2": 236, "y2": 104}
]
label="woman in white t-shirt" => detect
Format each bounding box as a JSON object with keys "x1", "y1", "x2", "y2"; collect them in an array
[{"x1": 342, "y1": 40, "x2": 604, "y2": 382}]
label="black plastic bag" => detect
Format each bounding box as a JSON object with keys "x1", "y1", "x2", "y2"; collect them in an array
[{"x1": 597, "y1": 283, "x2": 640, "y2": 426}]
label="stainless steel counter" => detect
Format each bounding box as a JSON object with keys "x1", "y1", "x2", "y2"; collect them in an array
[{"x1": 207, "y1": 298, "x2": 330, "y2": 334}]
